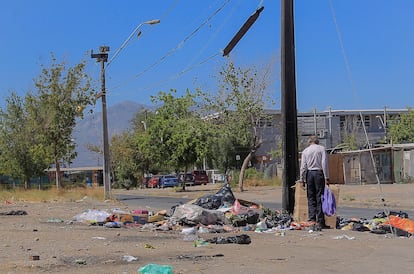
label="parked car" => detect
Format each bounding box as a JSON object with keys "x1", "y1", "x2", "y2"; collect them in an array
[
  {"x1": 179, "y1": 173, "x2": 195, "y2": 186},
  {"x1": 192, "y1": 170, "x2": 209, "y2": 185},
  {"x1": 159, "y1": 175, "x2": 179, "y2": 188},
  {"x1": 147, "y1": 175, "x2": 160, "y2": 188}
]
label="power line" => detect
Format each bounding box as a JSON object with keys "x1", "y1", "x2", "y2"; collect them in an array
[
  {"x1": 112, "y1": 51, "x2": 221, "y2": 96},
  {"x1": 133, "y1": 0, "x2": 231, "y2": 79},
  {"x1": 107, "y1": 0, "x2": 231, "y2": 94}
]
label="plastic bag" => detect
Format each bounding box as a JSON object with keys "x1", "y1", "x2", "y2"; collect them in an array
[
  {"x1": 138, "y1": 263, "x2": 173, "y2": 274},
  {"x1": 322, "y1": 186, "x2": 336, "y2": 216},
  {"x1": 170, "y1": 204, "x2": 225, "y2": 225},
  {"x1": 193, "y1": 184, "x2": 235, "y2": 210}
]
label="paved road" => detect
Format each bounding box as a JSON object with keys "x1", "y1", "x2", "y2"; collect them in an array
[{"x1": 116, "y1": 194, "x2": 414, "y2": 219}]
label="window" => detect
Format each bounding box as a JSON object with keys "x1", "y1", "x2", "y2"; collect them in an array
[
  {"x1": 258, "y1": 118, "x2": 272, "y2": 127},
  {"x1": 340, "y1": 116, "x2": 345, "y2": 130}
]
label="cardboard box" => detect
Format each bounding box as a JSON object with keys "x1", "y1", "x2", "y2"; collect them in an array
[
  {"x1": 132, "y1": 214, "x2": 148, "y2": 224},
  {"x1": 293, "y1": 182, "x2": 339, "y2": 229}
]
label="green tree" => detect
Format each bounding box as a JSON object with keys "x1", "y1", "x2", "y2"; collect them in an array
[
  {"x1": 148, "y1": 89, "x2": 208, "y2": 190},
  {"x1": 110, "y1": 132, "x2": 137, "y2": 188},
  {"x1": 0, "y1": 92, "x2": 50, "y2": 189},
  {"x1": 388, "y1": 108, "x2": 414, "y2": 143},
  {"x1": 203, "y1": 60, "x2": 273, "y2": 191},
  {"x1": 30, "y1": 56, "x2": 95, "y2": 188}
]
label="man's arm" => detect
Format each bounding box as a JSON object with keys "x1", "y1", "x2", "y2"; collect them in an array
[
  {"x1": 299, "y1": 152, "x2": 307, "y2": 185},
  {"x1": 322, "y1": 149, "x2": 329, "y2": 185}
]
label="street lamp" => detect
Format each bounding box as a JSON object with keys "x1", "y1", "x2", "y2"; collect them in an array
[
  {"x1": 107, "y1": 19, "x2": 161, "y2": 68},
  {"x1": 91, "y1": 19, "x2": 160, "y2": 200}
]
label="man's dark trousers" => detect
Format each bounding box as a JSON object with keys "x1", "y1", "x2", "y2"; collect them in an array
[{"x1": 306, "y1": 170, "x2": 325, "y2": 224}]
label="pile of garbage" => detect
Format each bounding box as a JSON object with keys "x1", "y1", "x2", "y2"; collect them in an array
[
  {"x1": 72, "y1": 184, "x2": 414, "y2": 238},
  {"x1": 72, "y1": 184, "x2": 294, "y2": 237},
  {"x1": 337, "y1": 210, "x2": 414, "y2": 237}
]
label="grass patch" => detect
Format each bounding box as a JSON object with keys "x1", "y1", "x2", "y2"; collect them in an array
[{"x1": 0, "y1": 187, "x2": 105, "y2": 203}]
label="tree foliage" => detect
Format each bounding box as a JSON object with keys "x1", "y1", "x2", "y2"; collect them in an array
[
  {"x1": 0, "y1": 92, "x2": 49, "y2": 188},
  {"x1": 31, "y1": 56, "x2": 95, "y2": 188},
  {"x1": 147, "y1": 89, "x2": 208, "y2": 190},
  {"x1": 202, "y1": 60, "x2": 273, "y2": 191},
  {"x1": 0, "y1": 55, "x2": 95, "y2": 189},
  {"x1": 388, "y1": 108, "x2": 414, "y2": 143}
]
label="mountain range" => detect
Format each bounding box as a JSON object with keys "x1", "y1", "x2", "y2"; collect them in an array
[{"x1": 70, "y1": 101, "x2": 151, "y2": 167}]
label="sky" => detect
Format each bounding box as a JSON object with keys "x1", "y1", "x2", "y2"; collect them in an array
[{"x1": 1, "y1": 0, "x2": 413, "y2": 113}]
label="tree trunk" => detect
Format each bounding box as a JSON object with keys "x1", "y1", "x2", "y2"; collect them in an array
[
  {"x1": 181, "y1": 168, "x2": 186, "y2": 191},
  {"x1": 55, "y1": 160, "x2": 61, "y2": 189},
  {"x1": 238, "y1": 151, "x2": 254, "y2": 192}
]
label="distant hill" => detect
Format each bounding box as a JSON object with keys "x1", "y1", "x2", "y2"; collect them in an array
[{"x1": 70, "y1": 101, "x2": 152, "y2": 167}]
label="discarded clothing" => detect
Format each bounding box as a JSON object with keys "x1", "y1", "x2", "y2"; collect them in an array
[
  {"x1": 0, "y1": 210, "x2": 28, "y2": 215},
  {"x1": 205, "y1": 234, "x2": 251, "y2": 245},
  {"x1": 228, "y1": 211, "x2": 260, "y2": 227}
]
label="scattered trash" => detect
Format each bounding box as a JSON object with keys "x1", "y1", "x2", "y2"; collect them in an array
[
  {"x1": 92, "y1": 236, "x2": 106, "y2": 240},
  {"x1": 47, "y1": 218, "x2": 64, "y2": 223},
  {"x1": 181, "y1": 227, "x2": 196, "y2": 235},
  {"x1": 122, "y1": 255, "x2": 138, "y2": 262},
  {"x1": 138, "y1": 263, "x2": 173, "y2": 274},
  {"x1": 194, "y1": 239, "x2": 209, "y2": 247},
  {"x1": 0, "y1": 210, "x2": 27, "y2": 215},
  {"x1": 73, "y1": 209, "x2": 110, "y2": 223},
  {"x1": 170, "y1": 204, "x2": 225, "y2": 226},
  {"x1": 333, "y1": 235, "x2": 355, "y2": 240},
  {"x1": 144, "y1": 243, "x2": 155, "y2": 249},
  {"x1": 205, "y1": 234, "x2": 251, "y2": 245},
  {"x1": 176, "y1": 253, "x2": 224, "y2": 260},
  {"x1": 104, "y1": 221, "x2": 121, "y2": 228},
  {"x1": 75, "y1": 259, "x2": 87, "y2": 265}
]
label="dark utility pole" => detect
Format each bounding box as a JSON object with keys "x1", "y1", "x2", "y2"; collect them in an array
[
  {"x1": 91, "y1": 46, "x2": 111, "y2": 200},
  {"x1": 281, "y1": 0, "x2": 298, "y2": 214}
]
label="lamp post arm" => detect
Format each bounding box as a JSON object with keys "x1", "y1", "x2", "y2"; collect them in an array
[
  {"x1": 107, "y1": 23, "x2": 144, "y2": 68},
  {"x1": 106, "y1": 19, "x2": 160, "y2": 68}
]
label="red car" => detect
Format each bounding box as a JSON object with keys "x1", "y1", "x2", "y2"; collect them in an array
[
  {"x1": 192, "y1": 170, "x2": 209, "y2": 185},
  {"x1": 147, "y1": 176, "x2": 160, "y2": 188}
]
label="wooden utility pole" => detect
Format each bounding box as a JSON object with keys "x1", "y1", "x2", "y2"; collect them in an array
[
  {"x1": 91, "y1": 46, "x2": 111, "y2": 200},
  {"x1": 281, "y1": 0, "x2": 298, "y2": 214}
]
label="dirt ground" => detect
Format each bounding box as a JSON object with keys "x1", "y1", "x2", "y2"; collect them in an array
[{"x1": 1, "y1": 183, "x2": 413, "y2": 274}]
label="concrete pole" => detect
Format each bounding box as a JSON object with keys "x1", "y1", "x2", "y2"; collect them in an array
[{"x1": 281, "y1": 0, "x2": 298, "y2": 214}]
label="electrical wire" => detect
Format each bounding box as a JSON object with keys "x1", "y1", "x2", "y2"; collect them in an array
[
  {"x1": 118, "y1": 51, "x2": 221, "y2": 96},
  {"x1": 329, "y1": 0, "x2": 395, "y2": 236},
  {"x1": 133, "y1": 0, "x2": 231, "y2": 79},
  {"x1": 107, "y1": 0, "x2": 231, "y2": 94}
]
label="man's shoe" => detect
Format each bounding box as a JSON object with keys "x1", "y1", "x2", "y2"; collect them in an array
[{"x1": 318, "y1": 223, "x2": 330, "y2": 229}]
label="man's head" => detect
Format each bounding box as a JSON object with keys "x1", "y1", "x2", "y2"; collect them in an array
[{"x1": 308, "y1": 135, "x2": 319, "y2": 145}]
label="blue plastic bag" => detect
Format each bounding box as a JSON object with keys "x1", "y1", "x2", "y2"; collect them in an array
[
  {"x1": 322, "y1": 186, "x2": 336, "y2": 216},
  {"x1": 138, "y1": 263, "x2": 173, "y2": 274}
]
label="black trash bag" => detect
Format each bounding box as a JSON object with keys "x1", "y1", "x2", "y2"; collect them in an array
[
  {"x1": 205, "y1": 234, "x2": 251, "y2": 245},
  {"x1": 351, "y1": 222, "x2": 370, "y2": 232},
  {"x1": 374, "y1": 211, "x2": 408, "y2": 219},
  {"x1": 265, "y1": 213, "x2": 292, "y2": 228},
  {"x1": 393, "y1": 227, "x2": 412, "y2": 237},
  {"x1": 193, "y1": 184, "x2": 236, "y2": 210}
]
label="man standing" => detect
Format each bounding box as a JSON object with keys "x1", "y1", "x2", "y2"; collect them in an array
[{"x1": 299, "y1": 135, "x2": 330, "y2": 229}]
